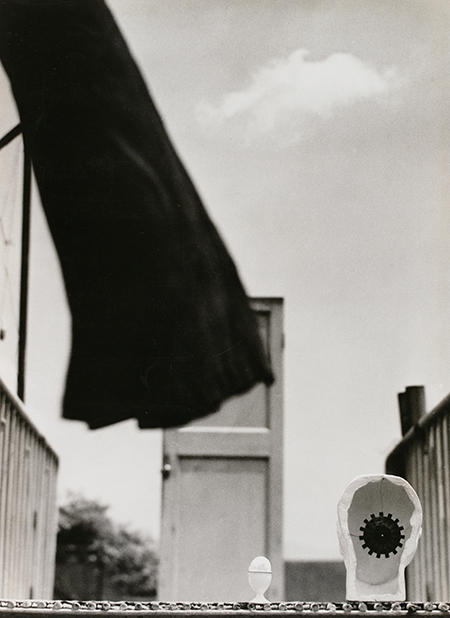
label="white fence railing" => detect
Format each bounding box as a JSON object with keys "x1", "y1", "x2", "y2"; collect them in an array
[
  {"x1": 0, "y1": 376, "x2": 58, "y2": 599},
  {"x1": 386, "y1": 386, "x2": 450, "y2": 602}
]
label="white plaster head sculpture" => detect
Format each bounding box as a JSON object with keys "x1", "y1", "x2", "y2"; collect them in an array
[{"x1": 337, "y1": 474, "x2": 422, "y2": 601}]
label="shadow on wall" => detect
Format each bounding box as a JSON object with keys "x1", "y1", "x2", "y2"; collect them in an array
[{"x1": 284, "y1": 561, "x2": 346, "y2": 602}]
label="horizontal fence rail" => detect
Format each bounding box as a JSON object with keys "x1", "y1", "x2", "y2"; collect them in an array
[
  {"x1": 0, "y1": 600, "x2": 449, "y2": 615},
  {"x1": 0, "y1": 377, "x2": 58, "y2": 600},
  {"x1": 386, "y1": 389, "x2": 450, "y2": 602}
]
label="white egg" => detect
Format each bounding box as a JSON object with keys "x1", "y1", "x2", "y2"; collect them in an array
[{"x1": 249, "y1": 556, "x2": 272, "y2": 572}]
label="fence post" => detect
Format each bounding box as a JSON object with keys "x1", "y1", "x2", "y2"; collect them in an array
[{"x1": 398, "y1": 386, "x2": 426, "y2": 436}]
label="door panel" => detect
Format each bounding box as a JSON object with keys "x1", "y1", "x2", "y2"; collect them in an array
[
  {"x1": 193, "y1": 311, "x2": 271, "y2": 428},
  {"x1": 193, "y1": 382, "x2": 269, "y2": 428},
  {"x1": 176, "y1": 457, "x2": 267, "y2": 602}
]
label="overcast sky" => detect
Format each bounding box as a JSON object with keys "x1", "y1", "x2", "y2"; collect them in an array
[{"x1": 1, "y1": 0, "x2": 450, "y2": 562}]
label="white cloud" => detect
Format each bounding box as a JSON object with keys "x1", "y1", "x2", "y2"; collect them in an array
[{"x1": 196, "y1": 49, "x2": 399, "y2": 143}]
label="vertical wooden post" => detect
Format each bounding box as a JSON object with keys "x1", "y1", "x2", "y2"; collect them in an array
[{"x1": 18, "y1": 145, "x2": 32, "y2": 401}]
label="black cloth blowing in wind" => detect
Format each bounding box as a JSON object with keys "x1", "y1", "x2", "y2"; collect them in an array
[{"x1": 0, "y1": 0, "x2": 273, "y2": 429}]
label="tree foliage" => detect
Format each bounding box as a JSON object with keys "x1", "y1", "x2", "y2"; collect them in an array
[{"x1": 56, "y1": 494, "x2": 158, "y2": 598}]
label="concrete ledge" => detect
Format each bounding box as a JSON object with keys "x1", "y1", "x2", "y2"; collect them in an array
[{"x1": 0, "y1": 602, "x2": 449, "y2": 617}]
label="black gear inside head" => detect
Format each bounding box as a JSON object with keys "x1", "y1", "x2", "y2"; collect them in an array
[{"x1": 359, "y1": 512, "x2": 405, "y2": 558}]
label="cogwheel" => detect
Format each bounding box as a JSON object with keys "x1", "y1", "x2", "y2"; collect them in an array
[{"x1": 359, "y1": 512, "x2": 405, "y2": 558}]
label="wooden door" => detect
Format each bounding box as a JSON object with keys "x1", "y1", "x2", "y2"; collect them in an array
[{"x1": 159, "y1": 298, "x2": 284, "y2": 602}]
